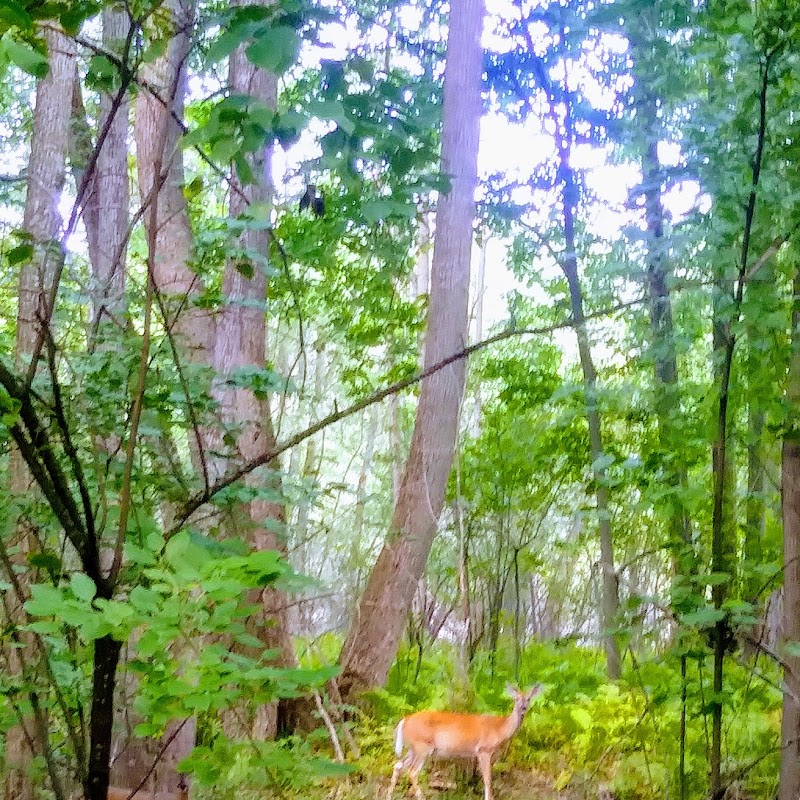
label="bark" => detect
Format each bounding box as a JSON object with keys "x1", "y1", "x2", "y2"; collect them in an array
[
  {"x1": 135, "y1": 0, "x2": 213, "y2": 372},
  {"x1": 338, "y1": 0, "x2": 484, "y2": 701},
  {"x1": 778, "y1": 269, "x2": 800, "y2": 800},
  {"x1": 85, "y1": 6, "x2": 131, "y2": 326},
  {"x1": 212, "y1": 0, "x2": 297, "y2": 738},
  {"x1": 121, "y1": 1, "x2": 205, "y2": 792},
  {"x1": 86, "y1": 637, "x2": 123, "y2": 800},
  {"x1": 5, "y1": 23, "x2": 77, "y2": 800}
]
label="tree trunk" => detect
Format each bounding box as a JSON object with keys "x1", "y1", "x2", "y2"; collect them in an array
[
  {"x1": 779, "y1": 269, "x2": 800, "y2": 800},
  {"x1": 557, "y1": 136, "x2": 621, "y2": 681},
  {"x1": 5, "y1": 23, "x2": 77, "y2": 800},
  {"x1": 123, "y1": 1, "x2": 204, "y2": 792},
  {"x1": 212, "y1": 0, "x2": 297, "y2": 739},
  {"x1": 84, "y1": 6, "x2": 131, "y2": 327},
  {"x1": 338, "y1": 0, "x2": 484, "y2": 701},
  {"x1": 135, "y1": 0, "x2": 213, "y2": 375}
]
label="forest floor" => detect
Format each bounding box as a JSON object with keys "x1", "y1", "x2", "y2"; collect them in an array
[{"x1": 323, "y1": 764, "x2": 584, "y2": 800}]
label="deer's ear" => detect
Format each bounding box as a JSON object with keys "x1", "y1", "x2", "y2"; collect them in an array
[
  {"x1": 505, "y1": 683, "x2": 519, "y2": 698},
  {"x1": 526, "y1": 684, "x2": 542, "y2": 701}
]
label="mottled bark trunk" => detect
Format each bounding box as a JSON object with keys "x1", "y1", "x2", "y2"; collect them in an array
[
  {"x1": 338, "y1": 0, "x2": 484, "y2": 701},
  {"x1": 85, "y1": 6, "x2": 131, "y2": 327},
  {"x1": 5, "y1": 24, "x2": 77, "y2": 800},
  {"x1": 779, "y1": 270, "x2": 800, "y2": 800},
  {"x1": 135, "y1": 0, "x2": 213, "y2": 373},
  {"x1": 121, "y1": 1, "x2": 204, "y2": 793},
  {"x1": 212, "y1": 0, "x2": 297, "y2": 739}
]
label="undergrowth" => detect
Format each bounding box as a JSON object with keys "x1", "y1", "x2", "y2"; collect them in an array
[{"x1": 292, "y1": 639, "x2": 782, "y2": 800}]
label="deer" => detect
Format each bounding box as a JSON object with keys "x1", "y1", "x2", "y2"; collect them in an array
[{"x1": 387, "y1": 683, "x2": 541, "y2": 800}]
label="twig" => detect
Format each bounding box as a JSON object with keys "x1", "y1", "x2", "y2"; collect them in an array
[
  {"x1": 126, "y1": 718, "x2": 191, "y2": 800},
  {"x1": 314, "y1": 692, "x2": 346, "y2": 763}
]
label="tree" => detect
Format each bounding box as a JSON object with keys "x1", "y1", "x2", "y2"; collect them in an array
[
  {"x1": 211, "y1": 0, "x2": 298, "y2": 739},
  {"x1": 779, "y1": 262, "x2": 800, "y2": 800},
  {"x1": 338, "y1": 0, "x2": 485, "y2": 700},
  {"x1": 6, "y1": 22, "x2": 77, "y2": 800}
]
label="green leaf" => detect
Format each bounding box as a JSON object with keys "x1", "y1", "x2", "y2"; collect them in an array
[
  {"x1": 86, "y1": 54, "x2": 119, "y2": 92},
  {"x1": 59, "y1": 0, "x2": 101, "y2": 35},
  {"x1": 3, "y1": 35, "x2": 48, "y2": 78},
  {"x1": 0, "y1": 2, "x2": 32, "y2": 32},
  {"x1": 70, "y1": 573, "x2": 96, "y2": 602},
  {"x1": 7, "y1": 243, "x2": 33, "y2": 265},
  {"x1": 694, "y1": 572, "x2": 732, "y2": 587},
  {"x1": 205, "y1": 25, "x2": 249, "y2": 65},
  {"x1": 25, "y1": 584, "x2": 65, "y2": 617},
  {"x1": 681, "y1": 606, "x2": 726, "y2": 628},
  {"x1": 245, "y1": 26, "x2": 298, "y2": 74},
  {"x1": 570, "y1": 707, "x2": 592, "y2": 729},
  {"x1": 27, "y1": 550, "x2": 61, "y2": 578}
]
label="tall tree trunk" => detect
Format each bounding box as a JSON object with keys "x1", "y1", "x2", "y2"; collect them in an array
[
  {"x1": 779, "y1": 268, "x2": 800, "y2": 800},
  {"x1": 84, "y1": 6, "x2": 131, "y2": 328},
  {"x1": 338, "y1": 0, "x2": 484, "y2": 701},
  {"x1": 5, "y1": 23, "x2": 77, "y2": 800},
  {"x1": 124, "y1": 1, "x2": 204, "y2": 792},
  {"x1": 135, "y1": 0, "x2": 213, "y2": 376},
  {"x1": 212, "y1": 0, "x2": 297, "y2": 739}
]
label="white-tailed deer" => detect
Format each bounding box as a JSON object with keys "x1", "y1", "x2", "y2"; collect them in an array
[{"x1": 388, "y1": 683, "x2": 541, "y2": 800}]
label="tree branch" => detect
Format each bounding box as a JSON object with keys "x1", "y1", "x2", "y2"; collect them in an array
[{"x1": 169, "y1": 297, "x2": 645, "y2": 534}]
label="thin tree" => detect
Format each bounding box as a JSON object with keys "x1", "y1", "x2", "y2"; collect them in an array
[{"x1": 531, "y1": 24, "x2": 622, "y2": 678}]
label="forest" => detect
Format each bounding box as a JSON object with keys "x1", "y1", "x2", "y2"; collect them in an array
[{"x1": 0, "y1": 0, "x2": 799, "y2": 798}]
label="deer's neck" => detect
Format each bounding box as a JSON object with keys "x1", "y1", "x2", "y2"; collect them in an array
[{"x1": 499, "y1": 705, "x2": 524, "y2": 741}]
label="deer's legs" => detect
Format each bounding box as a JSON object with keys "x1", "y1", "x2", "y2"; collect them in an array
[
  {"x1": 477, "y1": 751, "x2": 494, "y2": 800},
  {"x1": 388, "y1": 751, "x2": 413, "y2": 800},
  {"x1": 407, "y1": 752, "x2": 428, "y2": 800},
  {"x1": 388, "y1": 751, "x2": 428, "y2": 800}
]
